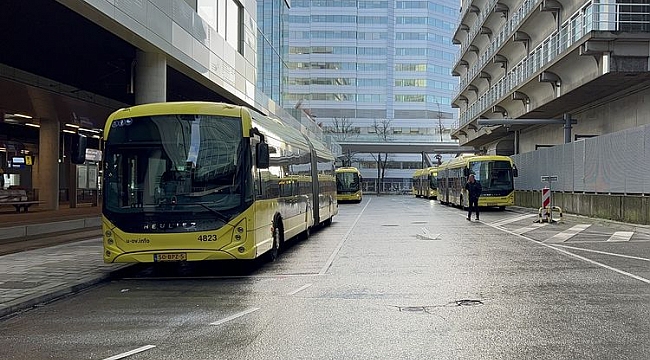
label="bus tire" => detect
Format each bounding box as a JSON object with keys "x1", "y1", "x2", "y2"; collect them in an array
[
  {"x1": 499, "y1": 206, "x2": 506, "y2": 211},
  {"x1": 268, "y1": 219, "x2": 283, "y2": 262}
]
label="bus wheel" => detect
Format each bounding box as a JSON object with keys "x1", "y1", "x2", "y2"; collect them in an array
[
  {"x1": 499, "y1": 206, "x2": 506, "y2": 211},
  {"x1": 324, "y1": 217, "x2": 332, "y2": 227},
  {"x1": 269, "y1": 221, "x2": 283, "y2": 261}
]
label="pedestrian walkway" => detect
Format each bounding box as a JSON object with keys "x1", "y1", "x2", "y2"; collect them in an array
[
  {"x1": 0, "y1": 238, "x2": 129, "y2": 319},
  {"x1": 0, "y1": 204, "x2": 110, "y2": 318}
]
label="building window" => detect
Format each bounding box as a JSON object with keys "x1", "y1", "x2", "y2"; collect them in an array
[{"x1": 226, "y1": 0, "x2": 243, "y2": 54}]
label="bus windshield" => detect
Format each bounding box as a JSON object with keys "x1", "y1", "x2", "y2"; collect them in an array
[
  {"x1": 336, "y1": 172, "x2": 360, "y2": 192},
  {"x1": 103, "y1": 114, "x2": 244, "y2": 219},
  {"x1": 469, "y1": 160, "x2": 514, "y2": 192}
]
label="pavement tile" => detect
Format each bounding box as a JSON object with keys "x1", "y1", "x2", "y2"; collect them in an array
[{"x1": 0, "y1": 239, "x2": 129, "y2": 318}]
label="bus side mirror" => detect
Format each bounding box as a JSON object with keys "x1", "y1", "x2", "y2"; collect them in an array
[
  {"x1": 70, "y1": 134, "x2": 87, "y2": 164},
  {"x1": 513, "y1": 168, "x2": 519, "y2": 177},
  {"x1": 256, "y1": 143, "x2": 270, "y2": 169},
  {"x1": 463, "y1": 168, "x2": 470, "y2": 177}
]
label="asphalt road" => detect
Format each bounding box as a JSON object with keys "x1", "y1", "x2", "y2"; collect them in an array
[{"x1": 1, "y1": 195, "x2": 649, "y2": 359}]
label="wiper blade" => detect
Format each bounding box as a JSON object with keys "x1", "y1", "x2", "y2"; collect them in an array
[{"x1": 195, "y1": 202, "x2": 231, "y2": 223}]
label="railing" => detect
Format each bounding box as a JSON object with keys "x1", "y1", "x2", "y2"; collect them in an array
[
  {"x1": 454, "y1": 0, "x2": 500, "y2": 64},
  {"x1": 455, "y1": 0, "x2": 542, "y2": 94},
  {"x1": 455, "y1": 1, "x2": 650, "y2": 131}
]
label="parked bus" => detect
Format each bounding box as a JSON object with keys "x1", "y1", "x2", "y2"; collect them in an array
[
  {"x1": 412, "y1": 167, "x2": 438, "y2": 199},
  {"x1": 437, "y1": 155, "x2": 517, "y2": 210},
  {"x1": 335, "y1": 166, "x2": 362, "y2": 202},
  {"x1": 73, "y1": 102, "x2": 337, "y2": 263}
]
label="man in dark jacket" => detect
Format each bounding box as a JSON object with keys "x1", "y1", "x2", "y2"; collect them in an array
[{"x1": 465, "y1": 173, "x2": 482, "y2": 221}]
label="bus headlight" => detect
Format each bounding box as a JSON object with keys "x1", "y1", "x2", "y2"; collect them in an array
[{"x1": 232, "y1": 219, "x2": 247, "y2": 243}]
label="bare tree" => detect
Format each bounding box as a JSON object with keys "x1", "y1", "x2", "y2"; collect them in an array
[
  {"x1": 370, "y1": 119, "x2": 392, "y2": 195},
  {"x1": 328, "y1": 117, "x2": 358, "y2": 141},
  {"x1": 323, "y1": 117, "x2": 359, "y2": 167}
]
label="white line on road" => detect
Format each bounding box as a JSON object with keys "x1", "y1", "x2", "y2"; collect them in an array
[
  {"x1": 287, "y1": 283, "x2": 313, "y2": 295},
  {"x1": 210, "y1": 307, "x2": 260, "y2": 326},
  {"x1": 607, "y1": 231, "x2": 634, "y2": 242},
  {"x1": 492, "y1": 213, "x2": 538, "y2": 227},
  {"x1": 544, "y1": 224, "x2": 591, "y2": 243},
  {"x1": 103, "y1": 345, "x2": 156, "y2": 360},
  {"x1": 512, "y1": 222, "x2": 547, "y2": 235},
  {"x1": 485, "y1": 223, "x2": 650, "y2": 285},
  {"x1": 553, "y1": 244, "x2": 650, "y2": 262},
  {"x1": 319, "y1": 198, "x2": 371, "y2": 275}
]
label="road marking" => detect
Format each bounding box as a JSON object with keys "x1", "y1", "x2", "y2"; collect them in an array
[
  {"x1": 512, "y1": 222, "x2": 547, "y2": 235},
  {"x1": 544, "y1": 224, "x2": 591, "y2": 243},
  {"x1": 287, "y1": 283, "x2": 313, "y2": 295},
  {"x1": 607, "y1": 231, "x2": 634, "y2": 242},
  {"x1": 210, "y1": 307, "x2": 260, "y2": 326},
  {"x1": 485, "y1": 223, "x2": 650, "y2": 285},
  {"x1": 553, "y1": 244, "x2": 650, "y2": 262},
  {"x1": 416, "y1": 227, "x2": 440, "y2": 240},
  {"x1": 492, "y1": 213, "x2": 538, "y2": 227},
  {"x1": 103, "y1": 345, "x2": 156, "y2": 360},
  {"x1": 319, "y1": 198, "x2": 371, "y2": 275}
]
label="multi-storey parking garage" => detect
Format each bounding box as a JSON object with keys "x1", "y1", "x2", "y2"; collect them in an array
[
  {"x1": 452, "y1": 0, "x2": 650, "y2": 154},
  {"x1": 451, "y1": 0, "x2": 650, "y2": 223}
]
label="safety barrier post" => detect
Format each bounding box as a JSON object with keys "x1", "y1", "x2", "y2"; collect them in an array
[{"x1": 542, "y1": 187, "x2": 551, "y2": 223}]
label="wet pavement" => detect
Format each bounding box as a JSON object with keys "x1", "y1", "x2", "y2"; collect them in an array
[
  {"x1": 0, "y1": 195, "x2": 649, "y2": 358},
  {"x1": 1, "y1": 197, "x2": 650, "y2": 320}
]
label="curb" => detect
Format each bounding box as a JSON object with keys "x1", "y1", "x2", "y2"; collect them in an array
[{"x1": 0, "y1": 264, "x2": 133, "y2": 320}]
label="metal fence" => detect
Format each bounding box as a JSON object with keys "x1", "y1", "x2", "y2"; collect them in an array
[{"x1": 511, "y1": 123, "x2": 650, "y2": 194}]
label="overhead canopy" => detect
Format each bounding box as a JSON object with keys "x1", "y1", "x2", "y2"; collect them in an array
[{"x1": 337, "y1": 141, "x2": 476, "y2": 154}]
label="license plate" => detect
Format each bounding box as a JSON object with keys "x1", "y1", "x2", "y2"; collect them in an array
[{"x1": 154, "y1": 253, "x2": 187, "y2": 262}]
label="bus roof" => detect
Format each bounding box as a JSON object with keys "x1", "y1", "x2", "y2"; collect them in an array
[
  {"x1": 439, "y1": 154, "x2": 514, "y2": 170},
  {"x1": 336, "y1": 167, "x2": 361, "y2": 173}
]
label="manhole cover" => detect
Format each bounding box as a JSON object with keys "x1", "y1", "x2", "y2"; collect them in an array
[
  {"x1": 455, "y1": 299, "x2": 483, "y2": 306},
  {"x1": 398, "y1": 306, "x2": 427, "y2": 312}
]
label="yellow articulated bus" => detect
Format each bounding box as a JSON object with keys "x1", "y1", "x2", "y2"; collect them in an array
[
  {"x1": 335, "y1": 167, "x2": 362, "y2": 203},
  {"x1": 412, "y1": 167, "x2": 438, "y2": 199},
  {"x1": 437, "y1": 155, "x2": 518, "y2": 210},
  {"x1": 73, "y1": 102, "x2": 337, "y2": 263}
]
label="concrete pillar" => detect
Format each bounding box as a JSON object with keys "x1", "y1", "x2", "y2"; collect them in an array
[
  {"x1": 135, "y1": 50, "x2": 166, "y2": 104},
  {"x1": 38, "y1": 119, "x2": 60, "y2": 210}
]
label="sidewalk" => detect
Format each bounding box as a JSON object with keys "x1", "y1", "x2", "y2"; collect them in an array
[
  {"x1": 0, "y1": 239, "x2": 130, "y2": 318},
  {"x1": 0, "y1": 204, "x2": 127, "y2": 319}
]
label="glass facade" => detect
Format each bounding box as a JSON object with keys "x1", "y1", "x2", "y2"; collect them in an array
[
  {"x1": 285, "y1": 0, "x2": 460, "y2": 190},
  {"x1": 257, "y1": 0, "x2": 290, "y2": 105},
  {"x1": 285, "y1": 0, "x2": 459, "y2": 130}
]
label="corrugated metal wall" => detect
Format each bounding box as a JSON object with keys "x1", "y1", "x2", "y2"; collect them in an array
[{"x1": 511, "y1": 124, "x2": 649, "y2": 194}]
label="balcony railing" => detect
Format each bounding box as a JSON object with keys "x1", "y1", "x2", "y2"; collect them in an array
[
  {"x1": 454, "y1": 1, "x2": 650, "y2": 131},
  {"x1": 455, "y1": 0, "x2": 542, "y2": 95},
  {"x1": 454, "y1": 0, "x2": 500, "y2": 63}
]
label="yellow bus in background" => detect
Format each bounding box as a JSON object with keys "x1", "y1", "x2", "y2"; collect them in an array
[
  {"x1": 413, "y1": 167, "x2": 438, "y2": 199},
  {"x1": 335, "y1": 167, "x2": 362, "y2": 203},
  {"x1": 73, "y1": 102, "x2": 337, "y2": 263},
  {"x1": 437, "y1": 155, "x2": 518, "y2": 210}
]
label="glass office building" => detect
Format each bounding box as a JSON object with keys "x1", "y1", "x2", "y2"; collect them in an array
[{"x1": 285, "y1": 0, "x2": 460, "y2": 192}]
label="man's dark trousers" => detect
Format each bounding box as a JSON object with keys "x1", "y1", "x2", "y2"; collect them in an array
[{"x1": 467, "y1": 197, "x2": 479, "y2": 220}]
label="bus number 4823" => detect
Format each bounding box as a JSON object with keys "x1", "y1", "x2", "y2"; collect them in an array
[{"x1": 198, "y1": 234, "x2": 217, "y2": 242}]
